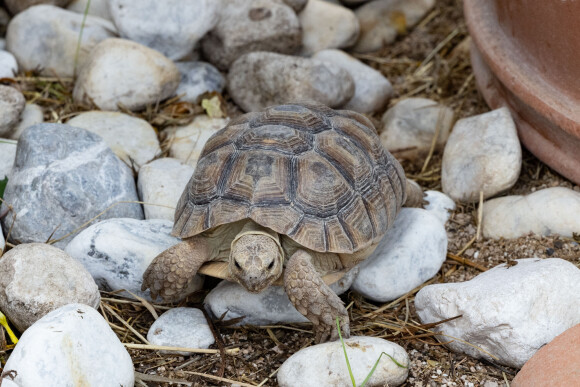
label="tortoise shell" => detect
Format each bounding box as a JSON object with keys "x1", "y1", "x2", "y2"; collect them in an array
[{"x1": 173, "y1": 103, "x2": 407, "y2": 254}]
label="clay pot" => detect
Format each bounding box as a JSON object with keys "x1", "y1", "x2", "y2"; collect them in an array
[{"x1": 464, "y1": 0, "x2": 580, "y2": 185}]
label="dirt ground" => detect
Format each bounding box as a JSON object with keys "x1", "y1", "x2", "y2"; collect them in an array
[{"x1": 2, "y1": 0, "x2": 580, "y2": 386}]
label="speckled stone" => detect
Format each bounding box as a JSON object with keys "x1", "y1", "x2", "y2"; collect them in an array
[
  {"x1": 65, "y1": 218, "x2": 203, "y2": 301},
  {"x1": 0, "y1": 138, "x2": 16, "y2": 180},
  {"x1": 175, "y1": 61, "x2": 225, "y2": 103},
  {"x1": 0, "y1": 123, "x2": 143, "y2": 248},
  {"x1": 0, "y1": 85, "x2": 25, "y2": 138}
]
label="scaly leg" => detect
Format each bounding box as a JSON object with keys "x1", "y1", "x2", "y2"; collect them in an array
[
  {"x1": 404, "y1": 178, "x2": 426, "y2": 208},
  {"x1": 284, "y1": 249, "x2": 350, "y2": 343},
  {"x1": 142, "y1": 236, "x2": 209, "y2": 302}
]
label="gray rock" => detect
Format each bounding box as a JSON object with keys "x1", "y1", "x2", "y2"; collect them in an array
[
  {"x1": 282, "y1": 0, "x2": 308, "y2": 12},
  {"x1": 67, "y1": 111, "x2": 161, "y2": 171},
  {"x1": 0, "y1": 123, "x2": 143, "y2": 248},
  {"x1": 201, "y1": 0, "x2": 301, "y2": 70},
  {"x1": 380, "y1": 98, "x2": 454, "y2": 160},
  {"x1": 278, "y1": 336, "x2": 409, "y2": 387},
  {"x1": 0, "y1": 85, "x2": 25, "y2": 138},
  {"x1": 73, "y1": 38, "x2": 181, "y2": 111},
  {"x1": 353, "y1": 0, "x2": 435, "y2": 53},
  {"x1": 228, "y1": 52, "x2": 354, "y2": 112},
  {"x1": 415, "y1": 258, "x2": 580, "y2": 368},
  {"x1": 65, "y1": 218, "x2": 203, "y2": 301},
  {"x1": 442, "y1": 107, "x2": 522, "y2": 203},
  {"x1": 0, "y1": 50, "x2": 18, "y2": 79},
  {"x1": 313, "y1": 49, "x2": 392, "y2": 113},
  {"x1": 352, "y1": 208, "x2": 447, "y2": 302},
  {"x1": 0, "y1": 8, "x2": 9, "y2": 36},
  {"x1": 147, "y1": 307, "x2": 214, "y2": 355},
  {"x1": 424, "y1": 190, "x2": 455, "y2": 225},
  {"x1": 67, "y1": 0, "x2": 112, "y2": 21},
  {"x1": 165, "y1": 115, "x2": 229, "y2": 168},
  {"x1": 0, "y1": 138, "x2": 16, "y2": 180},
  {"x1": 6, "y1": 5, "x2": 117, "y2": 77},
  {"x1": 8, "y1": 103, "x2": 44, "y2": 140},
  {"x1": 4, "y1": 0, "x2": 72, "y2": 15},
  {"x1": 109, "y1": 0, "x2": 218, "y2": 61},
  {"x1": 0, "y1": 243, "x2": 100, "y2": 332},
  {"x1": 4, "y1": 304, "x2": 134, "y2": 386},
  {"x1": 299, "y1": 0, "x2": 359, "y2": 56},
  {"x1": 137, "y1": 158, "x2": 194, "y2": 220},
  {"x1": 205, "y1": 270, "x2": 356, "y2": 326},
  {"x1": 482, "y1": 187, "x2": 580, "y2": 239},
  {"x1": 175, "y1": 61, "x2": 225, "y2": 104}
]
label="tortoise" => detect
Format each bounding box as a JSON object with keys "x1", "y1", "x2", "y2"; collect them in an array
[{"x1": 142, "y1": 102, "x2": 423, "y2": 342}]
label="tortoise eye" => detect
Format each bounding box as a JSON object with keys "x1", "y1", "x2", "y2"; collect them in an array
[
  {"x1": 267, "y1": 261, "x2": 274, "y2": 270},
  {"x1": 235, "y1": 260, "x2": 241, "y2": 269}
]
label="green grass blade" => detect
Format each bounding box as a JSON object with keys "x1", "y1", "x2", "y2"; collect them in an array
[
  {"x1": 74, "y1": 0, "x2": 91, "y2": 77},
  {"x1": 0, "y1": 176, "x2": 7, "y2": 200},
  {"x1": 359, "y1": 352, "x2": 408, "y2": 387},
  {"x1": 336, "y1": 317, "x2": 357, "y2": 387}
]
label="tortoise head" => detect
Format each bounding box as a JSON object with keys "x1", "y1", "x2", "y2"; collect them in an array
[{"x1": 229, "y1": 230, "x2": 284, "y2": 293}]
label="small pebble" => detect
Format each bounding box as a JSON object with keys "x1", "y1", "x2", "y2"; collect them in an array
[
  {"x1": 9, "y1": 103, "x2": 44, "y2": 140},
  {"x1": 0, "y1": 85, "x2": 25, "y2": 138},
  {"x1": 67, "y1": 0, "x2": 113, "y2": 21},
  {"x1": 0, "y1": 50, "x2": 18, "y2": 79},
  {"x1": 175, "y1": 61, "x2": 225, "y2": 104},
  {"x1": 0, "y1": 138, "x2": 16, "y2": 181},
  {"x1": 147, "y1": 308, "x2": 214, "y2": 355}
]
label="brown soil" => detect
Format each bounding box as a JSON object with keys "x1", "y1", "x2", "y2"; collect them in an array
[{"x1": 1, "y1": 0, "x2": 579, "y2": 386}]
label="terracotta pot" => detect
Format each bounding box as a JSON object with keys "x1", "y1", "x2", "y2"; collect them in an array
[{"x1": 464, "y1": 0, "x2": 580, "y2": 185}]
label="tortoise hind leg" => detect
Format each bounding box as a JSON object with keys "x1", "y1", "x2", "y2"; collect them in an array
[
  {"x1": 404, "y1": 178, "x2": 426, "y2": 208},
  {"x1": 284, "y1": 249, "x2": 350, "y2": 343},
  {"x1": 142, "y1": 236, "x2": 209, "y2": 302}
]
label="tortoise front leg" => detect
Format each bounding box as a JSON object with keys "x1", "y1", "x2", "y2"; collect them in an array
[
  {"x1": 141, "y1": 236, "x2": 209, "y2": 302},
  {"x1": 284, "y1": 249, "x2": 350, "y2": 343}
]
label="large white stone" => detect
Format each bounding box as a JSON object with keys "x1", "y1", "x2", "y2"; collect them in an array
[
  {"x1": 6, "y1": 5, "x2": 117, "y2": 77},
  {"x1": 353, "y1": 0, "x2": 435, "y2": 53},
  {"x1": 9, "y1": 103, "x2": 44, "y2": 140},
  {"x1": 352, "y1": 208, "x2": 447, "y2": 302},
  {"x1": 165, "y1": 115, "x2": 228, "y2": 168},
  {"x1": 68, "y1": 111, "x2": 161, "y2": 171},
  {"x1": 415, "y1": 258, "x2": 580, "y2": 368},
  {"x1": 313, "y1": 49, "x2": 392, "y2": 114},
  {"x1": 278, "y1": 336, "x2": 409, "y2": 387},
  {"x1": 227, "y1": 52, "x2": 354, "y2": 112},
  {"x1": 442, "y1": 107, "x2": 522, "y2": 203},
  {"x1": 110, "y1": 0, "x2": 218, "y2": 61},
  {"x1": 67, "y1": 0, "x2": 113, "y2": 21},
  {"x1": 0, "y1": 85, "x2": 25, "y2": 138},
  {"x1": 482, "y1": 187, "x2": 580, "y2": 239},
  {"x1": 73, "y1": 38, "x2": 181, "y2": 111},
  {"x1": 65, "y1": 218, "x2": 203, "y2": 301},
  {"x1": 0, "y1": 50, "x2": 18, "y2": 79},
  {"x1": 380, "y1": 98, "x2": 454, "y2": 159},
  {"x1": 4, "y1": 304, "x2": 134, "y2": 387},
  {"x1": 0, "y1": 138, "x2": 16, "y2": 180},
  {"x1": 424, "y1": 190, "x2": 456, "y2": 225},
  {"x1": 137, "y1": 158, "x2": 194, "y2": 220},
  {"x1": 147, "y1": 307, "x2": 214, "y2": 355},
  {"x1": 299, "y1": 0, "x2": 359, "y2": 56},
  {"x1": 0, "y1": 243, "x2": 100, "y2": 332}
]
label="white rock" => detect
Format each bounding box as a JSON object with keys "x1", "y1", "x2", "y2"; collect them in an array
[
  {"x1": 415, "y1": 258, "x2": 580, "y2": 368},
  {"x1": 482, "y1": 187, "x2": 580, "y2": 239},
  {"x1": 73, "y1": 38, "x2": 181, "y2": 111},
  {"x1": 0, "y1": 40, "x2": 5, "y2": 51},
  {"x1": 4, "y1": 304, "x2": 134, "y2": 387},
  {"x1": 0, "y1": 243, "x2": 100, "y2": 332},
  {"x1": 0, "y1": 50, "x2": 18, "y2": 79},
  {"x1": 205, "y1": 280, "x2": 308, "y2": 325},
  {"x1": 5, "y1": 0, "x2": 74, "y2": 15},
  {"x1": 353, "y1": 0, "x2": 436, "y2": 53},
  {"x1": 299, "y1": 0, "x2": 359, "y2": 56},
  {"x1": 278, "y1": 336, "x2": 409, "y2": 387},
  {"x1": 0, "y1": 138, "x2": 16, "y2": 180},
  {"x1": 6, "y1": 5, "x2": 117, "y2": 77},
  {"x1": 175, "y1": 61, "x2": 225, "y2": 103},
  {"x1": 442, "y1": 107, "x2": 522, "y2": 203},
  {"x1": 67, "y1": 0, "x2": 112, "y2": 21},
  {"x1": 9, "y1": 103, "x2": 44, "y2": 140},
  {"x1": 68, "y1": 111, "x2": 161, "y2": 171},
  {"x1": 424, "y1": 190, "x2": 456, "y2": 225},
  {"x1": 380, "y1": 98, "x2": 454, "y2": 159},
  {"x1": 147, "y1": 307, "x2": 214, "y2": 355},
  {"x1": 65, "y1": 218, "x2": 203, "y2": 301},
  {"x1": 313, "y1": 49, "x2": 392, "y2": 114},
  {"x1": 205, "y1": 269, "x2": 357, "y2": 326},
  {"x1": 137, "y1": 158, "x2": 194, "y2": 220},
  {"x1": 110, "y1": 0, "x2": 218, "y2": 61},
  {"x1": 166, "y1": 115, "x2": 228, "y2": 168},
  {"x1": 0, "y1": 85, "x2": 25, "y2": 138},
  {"x1": 352, "y1": 208, "x2": 447, "y2": 302}
]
